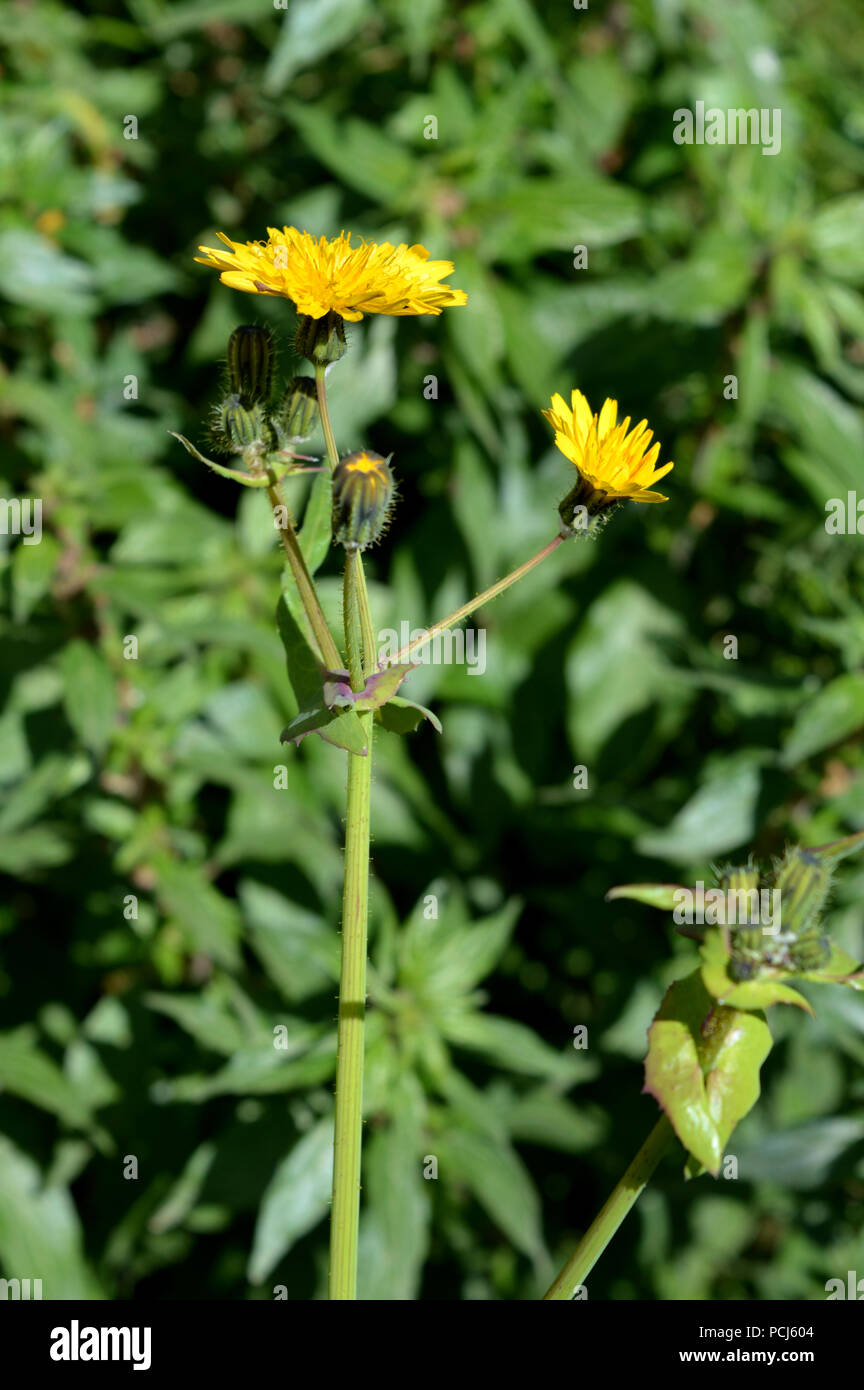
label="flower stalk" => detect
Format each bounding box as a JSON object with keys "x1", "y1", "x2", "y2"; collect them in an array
[
  {"x1": 265, "y1": 473, "x2": 342, "y2": 670},
  {"x1": 388, "y1": 533, "x2": 566, "y2": 667},
  {"x1": 543, "y1": 1115, "x2": 675, "y2": 1300}
]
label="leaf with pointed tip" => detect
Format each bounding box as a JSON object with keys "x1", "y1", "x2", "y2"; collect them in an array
[
  {"x1": 376, "y1": 695, "x2": 443, "y2": 735},
  {"x1": 808, "y1": 830, "x2": 864, "y2": 864},
  {"x1": 605, "y1": 882, "x2": 692, "y2": 911},
  {"x1": 169, "y1": 432, "x2": 271, "y2": 487},
  {"x1": 644, "y1": 969, "x2": 772, "y2": 1176},
  {"x1": 354, "y1": 664, "x2": 415, "y2": 711},
  {"x1": 281, "y1": 705, "x2": 368, "y2": 755}
]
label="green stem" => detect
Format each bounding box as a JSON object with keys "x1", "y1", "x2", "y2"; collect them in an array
[
  {"x1": 266, "y1": 477, "x2": 342, "y2": 671},
  {"x1": 326, "y1": 361, "x2": 376, "y2": 1300},
  {"x1": 315, "y1": 364, "x2": 340, "y2": 471},
  {"x1": 343, "y1": 550, "x2": 366, "y2": 692},
  {"x1": 329, "y1": 707, "x2": 372, "y2": 1301},
  {"x1": 543, "y1": 1115, "x2": 675, "y2": 1300},
  {"x1": 389, "y1": 533, "x2": 565, "y2": 667}
]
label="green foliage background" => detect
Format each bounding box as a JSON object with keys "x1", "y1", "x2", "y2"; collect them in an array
[{"x1": 2, "y1": 0, "x2": 864, "y2": 1300}]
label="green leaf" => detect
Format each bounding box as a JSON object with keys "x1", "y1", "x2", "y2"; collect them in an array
[
  {"x1": 436, "y1": 1127, "x2": 546, "y2": 1263},
  {"x1": 808, "y1": 193, "x2": 864, "y2": 281},
  {"x1": 59, "y1": 639, "x2": 117, "y2": 756},
  {"x1": 440, "y1": 1011, "x2": 595, "y2": 1083},
  {"x1": 280, "y1": 703, "x2": 369, "y2": 755},
  {"x1": 781, "y1": 673, "x2": 864, "y2": 766},
  {"x1": 358, "y1": 1073, "x2": 430, "y2": 1300},
  {"x1": 735, "y1": 1117, "x2": 864, "y2": 1189},
  {"x1": 637, "y1": 756, "x2": 763, "y2": 863},
  {"x1": 239, "y1": 879, "x2": 339, "y2": 1002},
  {"x1": 265, "y1": 0, "x2": 372, "y2": 94},
  {"x1": 11, "y1": 533, "x2": 59, "y2": 623},
  {"x1": 297, "y1": 467, "x2": 332, "y2": 576},
  {"x1": 0, "y1": 1136, "x2": 104, "y2": 1298},
  {"x1": 248, "y1": 1117, "x2": 334, "y2": 1284},
  {"x1": 566, "y1": 580, "x2": 686, "y2": 760},
  {"x1": 399, "y1": 899, "x2": 521, "y2": 999},
  {"x1": 376, "y1": 695, "x2": 442, "y2": 735},
  {"x1": 152, "y1": 855, "x2": 242, "y2": 970},
  {"x1": 644, "y1": 970, "x2": 772, "y2": 1176},
  {"x1": 285, "y1": 103, "x2": 416, "y2": 202},
  {"x1": 0, "y1": 1027, "x2": 96, "y2": 1130},
  {"x1": 605, "y1": 882, "x2": 691, "y2": 911}
]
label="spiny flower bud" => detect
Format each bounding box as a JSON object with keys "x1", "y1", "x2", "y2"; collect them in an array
[
  {"x1": 277, "y1": 377, "x2": 319, "y2": 442},
  {"x1": 773, "y1": 847, "x2": 831, "y2": 938},
  {"x1": 718, "y1": 865, "x2": 761, "y2": 926},
  {"x1": 225, "y1": 325, "x2": 275, "y2": 405},
  {"x1": 787, "y1": 933, "x2": 831, "y2": 973},
  {"x1": 332, "y1": 450, "x2": 395, "y2": 552},
  {"x1": 295, "y1": 310, "x2": 347, "y2": 367},
  {"x1": 214, "y1": 394, "x2": 273, "y2": 454}
]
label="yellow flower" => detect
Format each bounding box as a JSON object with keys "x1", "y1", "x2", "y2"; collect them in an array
[
  {"x1": 543, "y1": 390, "x2": 674, "y2": 508},
  {"x1": 195, "y1": 227, "x2": 467, "y2": 322}
]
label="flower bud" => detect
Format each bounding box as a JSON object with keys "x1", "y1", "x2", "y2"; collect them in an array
[
  {"x1": 787, "y1": 933, "x2": 831, "y2": 973},
  {"x1": 225, "y1": 325, "x2": 275, "y2": 405},
  {"x1": 332, "y1": 450, "x2": 395, "y2": 551},
  {"x1": 719, "y1": 865, "x2": 761, "y2": 926},
  {"x1": 214, "y1": 394, "x2": 273, "y2": 453},
  {"x1": 295, "y1": 310, "x2": 347, "y2": 367},
  {"x1": 277, "y1": 377, "x2": 319, "y2": 442},
  {"x1": 773, "y1": 847, "x2": 831, "y2": 938}
]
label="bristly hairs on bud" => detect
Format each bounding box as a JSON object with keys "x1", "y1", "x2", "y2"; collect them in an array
[
  {"x1": 224, "y1": 323, "x2": 277, "y2": 406},
  {"x1": 332, "y1": 450, "x2": 397, "y2": 552},
  {"x1": 770, "y1": 845, "x2": 834, "y2": 939}
]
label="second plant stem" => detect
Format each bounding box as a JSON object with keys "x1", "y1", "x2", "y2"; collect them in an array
[{"x1": 543, "y1": 1115, "x2": 675, "y2": 1299}]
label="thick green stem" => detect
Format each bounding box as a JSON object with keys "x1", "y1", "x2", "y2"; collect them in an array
[
  {"x1": 266, "y1": 477, "x2": 342, "y2": 670},
  {"x1": 325, "y1": 352, "x2": 376, "y2": 1299},
  {"x1": 329, "y1": 707, "x2": 373, "y2": 1301},
  {"x1": 543, "y1": 1115, "x2": 675, "y2": 1300},
  {"x1": 388, "y1": 533, "x2": 565, "y2": 667}
]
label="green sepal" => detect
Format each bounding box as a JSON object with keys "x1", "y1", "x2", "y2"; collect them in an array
[{"x1": 700, "y1": 928, "x2": 813, "y2": 1014}]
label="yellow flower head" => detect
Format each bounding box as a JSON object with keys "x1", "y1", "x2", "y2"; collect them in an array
[
  {"x1": 195, "y1": 227, "x2": 467, "y2": 322},
  {"x1": 543, "y1": 389, "x2": 674, "y2": 509}
]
